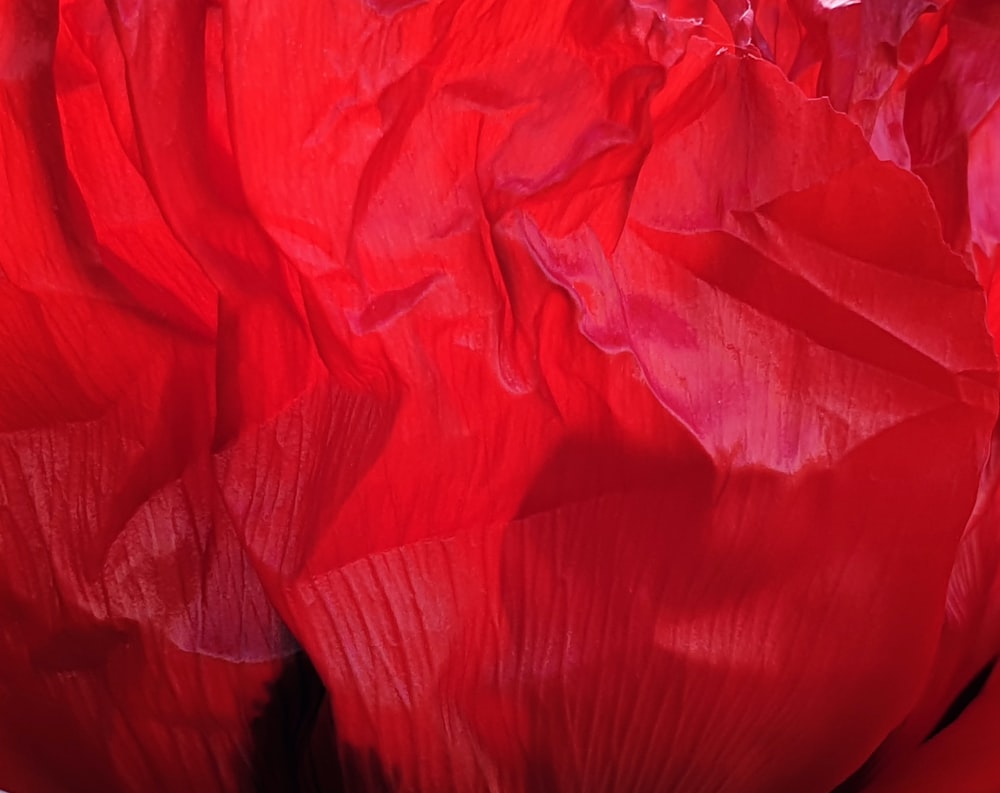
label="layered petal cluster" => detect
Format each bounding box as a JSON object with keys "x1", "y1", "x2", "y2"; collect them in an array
[{"x1": 1, "y1": 0, "x2": 999, "y2": 791}]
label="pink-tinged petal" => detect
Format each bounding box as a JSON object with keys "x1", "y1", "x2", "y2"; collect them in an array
[
  {"x1": 530, "y1": 39, "x2": 995, "y2": 472},
  {"x1": 2, "y1": 0, "x2": 998, "y2": 789},
  {"x1": 970, "y1": 100, "x2": 1000, "y2": 287},
  {"x1": 900, "y1": 1, "x2": 1000, "y2": 249},
  {"x1": 187, "y1": 3, "x2": 995, "y2": 790},
  {"x1": 724, "y1": 0, "x2": 1000, "y2": 264}
]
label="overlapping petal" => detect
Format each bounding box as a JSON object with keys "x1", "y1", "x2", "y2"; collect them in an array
[{"x1": 1, "y1": 0, "x2": 999, "y2": 791}]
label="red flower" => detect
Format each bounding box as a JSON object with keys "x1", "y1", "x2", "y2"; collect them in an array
[{"x1": 1, "y1": 0, "x2": 998, "y2": 791}]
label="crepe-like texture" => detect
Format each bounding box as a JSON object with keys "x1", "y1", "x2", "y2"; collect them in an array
[{"x1": 1, "y1": 0, "x2": 998, "y2": 791}]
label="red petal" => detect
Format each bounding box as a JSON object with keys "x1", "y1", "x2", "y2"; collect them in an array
[
  {"x1": 204, "y1": 5, "x2": 992, "y2": 790},
  {"x1": 858, "y1": 655, "x2": 1000, "y2": 793},
  {"x1": 0, "y1": 2, "x2": 301, "y2": 789},
  {"x1": 3, "y1": 0, "x2": 998, "y2": 790}
]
